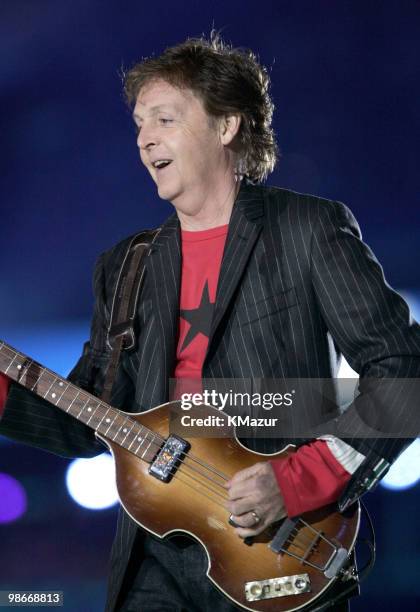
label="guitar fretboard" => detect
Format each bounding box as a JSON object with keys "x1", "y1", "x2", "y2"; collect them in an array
[{"x1": 0, "y1": 340, "x2": 160, "y2": 463}]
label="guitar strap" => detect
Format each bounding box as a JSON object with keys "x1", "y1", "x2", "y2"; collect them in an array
[{"x1": 101, "y1": 228, "x2": 161, "y2": 404}]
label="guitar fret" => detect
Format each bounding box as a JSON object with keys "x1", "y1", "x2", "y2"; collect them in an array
[
  {"x1": 76, "y1": 396, "x2": 93, "y2": 420},
  {"x1": 83, "y1": 400, "x2": 98, "y2": 423},
  {"x1": 137, "y1": 440, "x2": 147, "y2": 455},
  {"x1": 16, "y1": 358, "x2": 34, "y2": 385},
  {"x1": 141, "y1": 433, "x2": 155, "y2": 459},
  {"x1": 112, "y1": 418, "x2": 134, "y2": 443},
  {"x1": 16, "y1": 358, "x2": 42, "y2": 391},
  {"x1": 97, "y1": 408, "x2": 114, "y2": 435},
  {"x1": 133, "y1": 427, "x2": 158, "y2": 459},
  {"x1": 55, "y1": 380, "x2": 69, "y2": 404},
  {"x1": 43, "y1": 375, "x2": 58, "y2": 399},
  {"x1": 30, "y1": 367, "x2": 45, "y2": 392},
  {"x1": 123, "y1": 428, "x2": 134, "y2": 449},
  {"x1": 4, "y1": 352, "x2": 19, "y2": 375},
  {"x1": 134, "y1": 426, "x2": 149, "y2": 451},
  {"x1": 127, "y1": 427, "x2": 142, "y2": 451},
  {"x1": 67, "y1": 390, "x2": 81, "y2": 413},
  {"x1": 122, "y1": 422, "x2": 136, "y2": 445},
  {"x1": 102, "y1": 412, "x2": 118, "y2": 436},
  {"x1": 110, "y1": 415, "x2": 126, "y2": 438},
  {"x1": 44, "y1": 378, "x2": 69, "y2": 405}
]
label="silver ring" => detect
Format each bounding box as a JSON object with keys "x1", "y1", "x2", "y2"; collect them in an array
[
  {"x1": 228, "y1": 514, "x2": 240, "y2": 528},
  {"x1": 251, "y1": 511, "x2": 260, "y2": 525}
]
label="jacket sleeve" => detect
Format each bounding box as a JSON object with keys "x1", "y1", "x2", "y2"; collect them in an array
[
  {"x1": 0, "y1": 253, "x2": 136, "y2": 458},
  {"x1": 310, "y1": 200, "x2": 420, "y2": 464}
]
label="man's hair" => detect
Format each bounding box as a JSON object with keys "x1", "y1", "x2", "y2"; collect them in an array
[{"x1": 124, "y1": 33, "x2": 278, "y2": 182}]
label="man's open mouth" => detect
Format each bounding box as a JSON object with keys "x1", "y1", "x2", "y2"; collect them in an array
[{"x1": 152, "y1": 160, "x2": 172, "y2": 169}]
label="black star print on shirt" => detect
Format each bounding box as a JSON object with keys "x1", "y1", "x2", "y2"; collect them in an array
[{"x1": 180, "y1": 280, "x2": 214, "y2": 352}]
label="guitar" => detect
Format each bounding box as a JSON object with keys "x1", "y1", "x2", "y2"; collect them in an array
[{"x1": 0, "y1": 340, "x2": 359, "y2": 611}]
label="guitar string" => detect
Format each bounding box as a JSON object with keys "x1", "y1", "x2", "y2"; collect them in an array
[
  {"x1": 289, "y1": 526, "x2": 318, "y2": 550},
  {"x1": 168, "y1": 460, "x2": 230, "y2": 502},
  {"x1": 171, "y1": 470, "x2": 231, "y2": 509},
  {"x1": 178, "y1": 447, "x2": 229, "y2": 480},
  {"x1": 170, "y1": 456, "x2": 230, "y2": 497}
]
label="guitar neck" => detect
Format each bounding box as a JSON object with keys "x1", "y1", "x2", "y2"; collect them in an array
[{"x1": 0, "y1": 340, "x2": 157, "y2": 461}]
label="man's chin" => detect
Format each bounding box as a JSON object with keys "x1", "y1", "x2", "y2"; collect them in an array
[{"x1": 157, "y1": 184, "x2": 180, "y2": 203}]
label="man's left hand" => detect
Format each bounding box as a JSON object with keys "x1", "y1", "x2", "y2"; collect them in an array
[{"x1": 225, "y1": 462, "x2": 286, "y2": 538}]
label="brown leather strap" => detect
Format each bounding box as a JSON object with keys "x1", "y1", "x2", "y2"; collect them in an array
[{"x1": 101, "y1": 229, "x2": 160, "y2": 404}]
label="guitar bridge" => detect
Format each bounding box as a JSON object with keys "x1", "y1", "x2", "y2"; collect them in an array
[
  {"x1": 270, "y1": 517, "x2": 349, "y2": 579},
  {"x1": 149, "y1": 435, "x2": 190, "y2": 482}
]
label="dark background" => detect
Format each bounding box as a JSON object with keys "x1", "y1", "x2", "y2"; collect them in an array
[{"x1": 1, "y1": 1, "x2": 419, "y2": 610}]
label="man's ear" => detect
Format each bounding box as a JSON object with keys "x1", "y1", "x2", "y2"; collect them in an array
[{"x1": 219, "y1": 114, "x2": 242, "y2": 146}]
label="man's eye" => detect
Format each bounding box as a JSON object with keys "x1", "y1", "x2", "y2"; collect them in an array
[{"x1": 159, "y1": 118, "x2": 173, "y2": 125}]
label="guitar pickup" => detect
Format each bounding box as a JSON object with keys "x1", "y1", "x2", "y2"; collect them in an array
[
  {"x1": 245, "y1": 574, "x2": 311, "y2": 602},
  {"x1": 149, "y1": 435, "x2": 190, "y2": 483}
]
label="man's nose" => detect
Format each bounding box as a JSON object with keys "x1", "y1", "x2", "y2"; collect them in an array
[{"x1": 137, "y1": 125, "x2": 157, "y2": 150}]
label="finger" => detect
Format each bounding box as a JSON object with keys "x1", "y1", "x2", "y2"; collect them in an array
[
  {"x1": 226, "y1": 462, "x2": 263, "y2": 488},
  {"x1": 234, "y1": 523, "x2": 265, "y2": 538},
  {"x1": 227, "y1": 478, "x2": 258, "y2": 501},
  {"x1": 227, "y1": 498, "x2": 255, "y2": 516},
  {"x1": 229, "y1": 512, "x2": 261, "y2": 529}
]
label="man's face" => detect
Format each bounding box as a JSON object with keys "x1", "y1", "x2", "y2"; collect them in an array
[{"x1": 133, "y1": 79, "x2": 226, "y2": 212}]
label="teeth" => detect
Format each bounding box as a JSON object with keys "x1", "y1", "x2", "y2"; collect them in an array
[{"x1": 153, "y1": 160, "x2": 172, "y2": 169}]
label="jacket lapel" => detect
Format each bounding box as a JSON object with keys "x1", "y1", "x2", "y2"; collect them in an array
[
  {"x1": 207, "y1": 182, "x2": 264, "y2": 347},
  {"x1": 146, "y1": 213, "x2": 181, "y2": 391}
]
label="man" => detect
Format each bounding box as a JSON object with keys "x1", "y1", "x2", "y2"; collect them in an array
[{"x1": 1, "y1": 34, "x2": 419, "y2": 611}]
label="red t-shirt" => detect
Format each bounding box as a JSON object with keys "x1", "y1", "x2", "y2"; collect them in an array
[{"x1": 175, "y1": 224, "x2": 229, "y2": 378}]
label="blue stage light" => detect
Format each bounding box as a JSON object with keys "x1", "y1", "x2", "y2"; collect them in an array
[
  {"x1": 399, "y1": 290, "x2": 420, "y2": 322},
  {"x1": 65, "y1": 453, "x2": 119, "y2": 510},
  {"x1": 380, "y1": 439, "x2": 420, "y2": 491}
]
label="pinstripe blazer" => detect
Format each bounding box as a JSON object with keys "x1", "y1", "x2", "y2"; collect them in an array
[{"x1": 1, "y1": 181, "x2": 419, "y2": 611}]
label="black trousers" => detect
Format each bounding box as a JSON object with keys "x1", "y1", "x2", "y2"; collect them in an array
[{"x1": 119, "y1": 536, "x2": 353, "y2": 612}]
